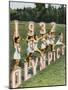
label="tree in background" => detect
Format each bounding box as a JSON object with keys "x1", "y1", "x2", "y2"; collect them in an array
[{"x1": 10, "y1": 3, "x2": 66, "y2": 24}]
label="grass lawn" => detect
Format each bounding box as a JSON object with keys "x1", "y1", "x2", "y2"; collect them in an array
[
  {"x1": 10, "y1": 21, "x2": 65, "y2": 62},
  {"x1": 10, "y1": 21, "x2": 66, "y2": 88},
  {"x1": 21, "y1": 55, "x2": 66, "y2": 87}
]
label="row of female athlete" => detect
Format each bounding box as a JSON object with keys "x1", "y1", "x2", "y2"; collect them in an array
[{"x1": 12, "y1": 21, "x2": 64, "y2": 70}]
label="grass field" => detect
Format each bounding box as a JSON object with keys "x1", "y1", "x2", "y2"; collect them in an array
[
  {"x1": 10, "y1": 21, "x2": 66, "y2": 87},
  {"x1": 21, "y1": 55, "x2": 65, "y2": 87},
  {"x1": 10, "y1": 21, "x2": 65, "y2": 62}
]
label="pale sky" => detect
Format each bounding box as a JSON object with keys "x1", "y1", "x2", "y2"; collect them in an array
[
  {"x1": 10, "y1": 2, "x2": 36, "y2": 9},
  {"x1": 10, "y1": 2, "x2": 65, "y2": 9}
]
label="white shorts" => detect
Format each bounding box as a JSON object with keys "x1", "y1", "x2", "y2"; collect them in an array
[
  {"x1": 27, "y1": 48, "x2": 34, "y2": 54},
  {"x1": 56, "y1": 40, "x2": 63, "y2": 45},
  {"x1": 46, "y1": 40, "x2": 51, "y2": 45},
  {"x1": 41, "y1": 44, "x2": 46, "y2": 49},
  {"x1": 13, "y1": 52, "x2": 21, "y2": 60}
]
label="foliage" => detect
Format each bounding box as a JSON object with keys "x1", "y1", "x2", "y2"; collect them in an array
[{"x1": 10, "y1": 3, "x2": 66, "y2": 24}]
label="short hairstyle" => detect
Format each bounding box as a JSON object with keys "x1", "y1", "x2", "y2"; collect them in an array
[{"x1": 14, "y1": 36, "x2": 19, "y2": 43}]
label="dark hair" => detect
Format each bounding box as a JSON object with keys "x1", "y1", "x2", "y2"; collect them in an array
[
  {"x1": 26, "y1": 54, "x2": 32, "y2": 64},
  {"x1": 34, "y1": 35, "x2": 37, "y2": 40},
  {"x1": 14, "y1": 36, "x2": 19, "y2": 43},
  {"x1": 59, "y1": 33, "x2": 61, "y2": 35},
  {"x1": 28, "y1": 36, "x2": 32, "y2": 40}
]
